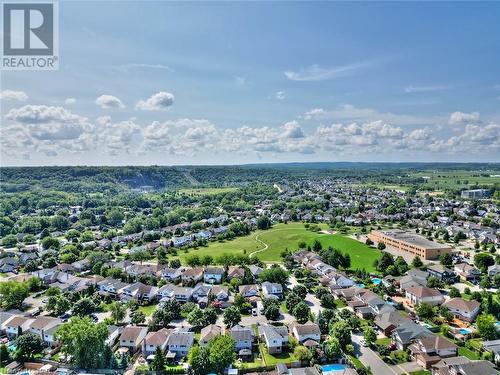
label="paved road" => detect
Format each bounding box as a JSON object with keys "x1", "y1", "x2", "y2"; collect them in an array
[{"x1": 351, "y1": 333, "x2": 399, "y2": 375}]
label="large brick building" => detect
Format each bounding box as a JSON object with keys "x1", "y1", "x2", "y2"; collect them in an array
[{"x1": 368, "y1": 230, "x2": 452, "y2": 260}]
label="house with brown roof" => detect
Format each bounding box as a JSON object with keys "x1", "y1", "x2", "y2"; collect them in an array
[
  {"x1": 199, "y1": 324, "x2": 222, "y2": 346},
  {"x1": 291, "y1": 321, "x2": 321, "y2": 344},
  {"x1": 119, "y1": 326, "x2": 148, "y2": 353},
  {"x1": 143, "y1": 328, "x2": 172, "y2": 356},
  {"x1": 454, "y1": 263, "x2": 481, "y2": 282},
  {"x1": 4, "y1": 316, "x2": 34, "y2": 338},
  {"x1": 442, "y1": 298, "x2": 480, "y2": 322},
  {"x1": 227, "y1": 266, "x2": 245, "y2": 280},
  {"x1": 405, "y1": 286, "x2": 444, "y2": 306},
  {"x1": 181, "y1": 267, "x2": 204, "y2": 285},
  {"x1": 239, "y1": 284, "x2": 259, "y2": 298},
  {"x1": 29, "y1": 316, "x2": 62, "y2": 343},
  {"x1": 409, "y1": 334, "x2": 457, "y2": 368}
]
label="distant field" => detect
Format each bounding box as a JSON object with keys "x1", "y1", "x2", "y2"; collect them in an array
[
  {"x1": 177, "y1": 187, "x2": 239, "y2": 195},
  {"x1": 178, "y1": 222, "x2": 381, "y2": 271},
  {"x1": 411, "y1": 170, "x2": 500, "y2": 190}
]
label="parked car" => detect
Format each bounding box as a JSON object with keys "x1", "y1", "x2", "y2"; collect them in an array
[{"x1": 252, "y1": 308, "x2": 258, "y2": 316}]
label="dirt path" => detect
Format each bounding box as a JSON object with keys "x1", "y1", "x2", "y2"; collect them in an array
[{"x1": 248, "y1": 233, "x2": 269, "y2": 257}]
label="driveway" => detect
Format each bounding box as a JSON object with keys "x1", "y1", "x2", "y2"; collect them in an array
[{"x1": 351, "y1": 333, "x2": 399, "y2": 375}]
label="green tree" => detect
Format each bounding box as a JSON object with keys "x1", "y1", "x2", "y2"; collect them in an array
[
  {"x1": 323, "y1": 337, "x2": 342, "y2": 359},
  {"x1": 130, "y1": 310, "x2": 146, "y2": 325},
  {"x1": 110, "y1": 301, "x2": 126, "y2": 324},
  {"x1": 363, "y1": 326, "x2": 377, "y2": 346},
  {"x1": 223, "y1": 306, "x2": 241, "y2": 328},
  {"x1": 56, "y1": 317, "x2": 109, "y2": 369},
  {"x1": 72, "y1": 298, "x2": 96, "y2": 317},
  {"x1": 439, "y1": 253, "x2": 453, "y2": 268},
  {"x1": 1, "y1": 234, "x2": 18, "y2": 248},
  {"x1": 208, "y1": 335, "x2": 236, "y2": 374},
  {"x1": 330, "y1": 321, "x2": 352, "y2": 348},
  {"x1": 415, "y1": 303, "x2": 435, "y2": 320},
  {"x1": 14, "y1": 332, "x2": 44, "y2": 362},
  {"x1": 47, "y1": 295, "x2": 70, "y2": 316},
  {"x1": 150, "y1": 347, "x2": 166, "y2": 373},
  {"x1": 258, "y1": 266, "x2": 289, "y2": 284},
  {"x1": 0, "y1": 281, "x2": 29, "y2": 310},
  {"x1": 411, "y1": 256, "x2": 423, "y2": 268},
  {"x1": 448, "y1": 287, "x2": 461, "y2": 298},
  {"x1": 188, "y1": 346, "x2": 211, "y2": 375},
  {"x1": 294, "y1": 345, "x2": 312, "y2": 362},
  {"x1": 477, "y1": 314, "x2": 499, "y2": 340},
  {"x1": 256, "y1": 216, "x2": 272, "y2": 230},
  {"x1": 292, "y1": 302, "x2": 311, "y2": 324}
]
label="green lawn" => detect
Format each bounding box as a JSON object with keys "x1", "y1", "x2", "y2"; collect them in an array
[
  {"x1": 375, "y1": 337, "x2": 391, "y2": 346},
  {"x1": 178, "y1": 222, "x2": 381, "y2": 271},
  {"x1": 259, "y1": 344, "x2": 296, "y2": 365},
  {"x1": 139, "y1": 304, "x2": 158, "y2": 316},
  {"x1": 410, "y1": 170, "x2": 500, "y2": 190},
  {"x1": 409, "y1": 371, "x2": 431, "y2": 375},
  {"x1": 458, "y1": 346, "x2": 480, "y2": 360}
]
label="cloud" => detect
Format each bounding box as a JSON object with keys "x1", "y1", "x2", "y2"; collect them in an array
[
  {"x1": 136, "y1": 91, "x2": 174, "y2": 111},
  {"x1": 281, "y1": 121, "x2": 304, "y2": 139},
  {"x1": 96, "y1": 94, "x2": 124, "y2": 109},
  {"x1": 64, "y1": 98, "x2": 76, "y2": 105},
  {"x1": 234, "y1": 76, "x2": 247, "y2": 86},
  {"x1": 404, "y1": 85, "x2": 449, "y2": 93},
  {"x1": 303, "y1": 104, "x2": 441, "y2": 126},
  {"x1": 449, "y1": 111, "x2": 480, "y2": 125},
  {"x1": 285, "y1": 62, "x2": 371, "y2": 82},
  {"x1": 0, "y1": 90, "x2": 28, "y2": 101},
  {"x1": 275, "y1": 91, "x2": 285, "y2": 100}
]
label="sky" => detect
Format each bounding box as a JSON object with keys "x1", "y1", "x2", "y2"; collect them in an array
[{"x1": 1, "y1": 1, "x2": 500, "y2": 166}]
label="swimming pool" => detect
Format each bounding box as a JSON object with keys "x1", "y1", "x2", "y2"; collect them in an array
[
  {"x1": 357, "y1": 283, "x2": 365, "y2": 288},
  {"x1": 8, "y1": 344, "x2": 16, "y2": 351},
  {"x1": 371, "y1": 278, "x2": 382, "y2": 285},
  {"x1": 459, "y1": 328, "x2": 472, "y2": 335},
  {"x1": 495, "y1": 322, "x2": 500, "y2": 329},
  {"x1": 321, "y1": 364, "x2": 348, "y2": 373}
]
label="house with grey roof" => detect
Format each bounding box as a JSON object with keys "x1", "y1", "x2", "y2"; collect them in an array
[{"x1": 258, "y1": 324, "x2": 289, "y2": 354}]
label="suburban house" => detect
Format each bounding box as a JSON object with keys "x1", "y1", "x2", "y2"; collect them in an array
[
  {"x1": 426, "y1": 265, "x2": 458, "y2": 283},
  {"x1": 487, "y1": 264, "x2": 500, "y2": 277},
  {"x1": 227, "y1": 266, "x2": 245, "y2": 280},
  {"x1": 409, "y1": 334, "x2": 457, "y2": 368},
  {"x1": 454, "y1": 263, "x2": 481, "y2": 282},
  {"x1": 165, "y1": 329, "x2": 194, "y2": 358},
  {"x1": 161, "y1": 268, "x2": 183, "y2": 282},
  {"x1": 291, "y1": 322, "x2": 321, "y2": 344},
  {"x1": 0, "y1": 257, "x2": 19, "y2": 273},
  {"x1": 399, "y1": 269, "x2": 428, "y2": 292},
  {"x1": 204, "y1": 267, "x2": 225, "y2": 284},
  {"x1": 405, "y1": 286, "x2": 444, "y2": 306},
  {"x1": 192, "y1": 284, "x2": 212, "y2": 302},
  {"x1": 374, "y1": 310, "x2": 412, "y2": 336},
  {"x1": 210, "y1": 285, "x2": 230, "y2": 303},
  {"x1": 143, "y1": 328, "x2": 172, "y2": 356},
  {"x1": 119, "y1": 326, "x2": 148, "y2": 352},
  {"x1": 258, "y1": 324, "x2": 289, "y2": 354},
  {"x1": 261, "y1": 282, "x2": 283, "y2": 299},
  {"x1": 199, "y1": 324, "x2": 222, "y2": 346},
  {"x1": 239, "y1": 284, "x2": 260, "y2": 298},
  {"x1": 4, "y1": 316, "x2": 34, "y2": 338},
  {"x1": 120, "y1": 282, "x2": 158, "y2": 302},
  {"x1": 482, "y1": 339, "x2": 500, "y2": 363},
  {"x1": 157, "y1": 284, "x2": 193, "y2": 303},
  {"x1": 230, "y1": 325, "x2": 254, "y2": 350},
  {"x1": 432, "y1": 357, "x2": 497, "y2": 375},
  {"x1": 392, "y1": 321, "x2": 432, "y2": 350},
  {"x1": 29, "y1": 317, "x2": 62, "y2": 342},
  {"x1": 181, "y1": 267, "x2": 204, "y2": 285},
  {"x1": 248, "y1": 265, "x2": 264, "y2": 280},
  {"x1": 442, "y1": 298, "x2": 481, "y2": 322}
]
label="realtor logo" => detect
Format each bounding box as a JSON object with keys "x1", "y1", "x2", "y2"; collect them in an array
[{"x1": 2, "y1": 1, "x2": 59, "y2": 70}]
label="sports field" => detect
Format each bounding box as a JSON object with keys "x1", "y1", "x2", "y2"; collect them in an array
[{"x1": 178, "y1": 222, "x2": 381, "y2": 271}]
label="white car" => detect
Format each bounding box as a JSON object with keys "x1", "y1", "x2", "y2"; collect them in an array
[{"x1": 360, "y1": 339, "x2": 368, "y2": 347}]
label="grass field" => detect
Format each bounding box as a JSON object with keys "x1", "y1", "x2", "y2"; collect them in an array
[
  {"x1": 139, "y1": 304, "x2": 158, "y2": 316},
  {"x1": 178, "y1": 222, "x2": 381, "y2": 271},
  {"x1": 177, "y1": 187, "x2": 239, "y2": 195},
  {"x1": 411, "y1": 170, "x2": 500, "y2": 190}
]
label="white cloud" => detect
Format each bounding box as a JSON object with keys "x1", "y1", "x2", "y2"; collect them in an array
[
  {"x1": 96, "y1": 94, "x2": 124, "y2": 109},
  {"x1": 285, "y1": 62, "x2": 371, "y2": 82},
  {"x1": 275, "y1": 91, "x2": 285, "y2": 100},
  {"x1": 0, "y1": 90, "x2": 28, "y2": 101},
  {"x1": 234, "y1": 76, "x2": 247, "y2": 86},
  {"x1": 449, "y1": 111, "x2": 480, "y2": 125},
  {"x1": 303, "y1": 104, "x2": 441, "y2": 126},
  {"x1": 404, "y1": 85, "x2": 449, "y2": 93},
  {"x1": 64, "y1": 98, "x2": 76, "y2": 105},
  {"x1": 136, "y1": 91, "x2": 174, "y2": 111},
  {"x1": 281, "y1": 121, "x2": 304, "y2": 139}
]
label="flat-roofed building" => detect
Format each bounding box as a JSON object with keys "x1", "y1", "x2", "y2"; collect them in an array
[{"x1": 368, "y1": 230, "x2": 452, "y2": 260}]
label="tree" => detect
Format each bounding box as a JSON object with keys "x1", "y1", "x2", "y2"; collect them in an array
[
  {"x1": 187, "y1": 306, "x2": 205, "y2": 329},
  {"x1": 377, "y1": 242, "x2": 386, "y2": 250},
  {"x1": 474, "y1": 253, "x2": 494, "y2": 271},
  {"x1": 262, "y1": 298, "x2": 280, "y2": 321},
  {"x1": 256, "y1": 216, "x2": 272, "y2": 230},
  {"x1": 72, "y1": 298, "x2": 96, "y2": 317},
  {"x1": 110, "y1": 301, "x2": 126, "y2": 324},
  {"x1": 374, "y1": 252, "x2": 393, "y2": 273},
  {"x1": 0, "y1": 344, "x2": 10, "y2": 365},
  {"x1": 439, "y1": 253, "x2": 453, "y2": 268},
  {"x1": 285, "y1": 292, "x2": 302, "y2": 312},
  {"x1": 1, "y1": 234, "x2": 18, "y2": 247},
  {"x1": 208, "y1": 335, "x2": 236, "y2": 374},
  {"x1": 323, "y1": 337, "x2": 342, "y2": 359},
  {"x1": 292, "y1": 284, "x2": 308, "y2": 300},
  {"x1": 330, "y1": 321, "x2": 352, "y2": 348},
  {"x1": 223, "y1": 306, "x2": 241, "y2": 328},
  {"x1": 130, "y1": 310, "x2": 146, "y2": 325},
  {"x1": 292, "y1": 302, "x2": 311, "y2": 324},
  {"x1": 415, "y1": 303, "x2": 434, "y2": 320},
  {"x1": 363, "y1": 326, "x2": 377, "y2": 346},
  {"x1": 258, "y1": 266, "x2": 289, "y2": 285},
  {"x1": 0, "y1": 281, "x2": 29, "y2": 310},
  {"x1": 411, "y1": 256, "x2": 423, "y2": 268},
  {"x1": 47, "y1": 295, "x2": 70, "y2": 316},
  {"x1": 14, "y1": 332, "x2": 44, "y2": 361},
  {"x1": 294, "y1": 345, "x2": 312, "y2": 362},
  {"x1": 448, "y1": 287, "x2": 461, "y2": 298},
  {"x1": 56, "y1": 317, "x2": 109, "y2": 369},
  {"x1": 41, "y1": 236, "x2": 60, "y2": 250},
  {"x1": 427, "y1": 276, "x2": 443, "y2": 289},
  {"x1": 477, "y1": 314, "x2": 499, "y2": 340},
  {"x1": 188, "y1": 346, "x2": 211, "y2": 375},
  {"x1": 150, "y1": 347, "x2": 166, "y2": 373},
  {"x1": 150, "y1": 300, "x2": 181, "y2": 329}
]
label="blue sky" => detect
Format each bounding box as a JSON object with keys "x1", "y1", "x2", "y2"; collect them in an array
[{"x1": 1, "y1": 1, "x2": 500, "y2": 165}]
